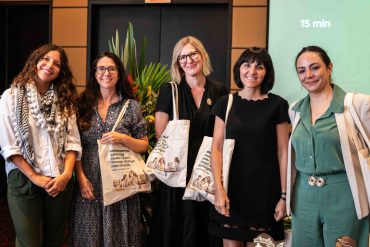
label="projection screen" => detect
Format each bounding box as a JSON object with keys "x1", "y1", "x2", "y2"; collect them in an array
[{"x1": 268, "y1": 0, "x2": 370, "y2": 103}]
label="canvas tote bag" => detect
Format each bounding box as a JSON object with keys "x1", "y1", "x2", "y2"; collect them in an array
[
  {"x1": 183, "y1": 94, "x2": 235, "y2": 204},
  {"x1": 344, "y1": 93, "x2": 370, "y2": 206},
  {"x1": 144, "y1": 82, "x2": 190, "y2": 187},
  {"x1": 98, "y1": 100, "x2": 151, "y2": 206}
]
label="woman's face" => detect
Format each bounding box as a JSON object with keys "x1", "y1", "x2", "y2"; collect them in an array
[
  {"x1": 296, "y1": 51, "x2": 332, "y2": 94},
  {"x1": 95, "y1": 56, "x2": 119, "y2": 91},
  {"x1": 35, "y1": 50, "x2": 61, "y2": 85},
  {"x1": 239, "y1": 61, "x2": 266, "y2": 90},
  {"x1": 178, "y1": 43, "x2": 203, "y2": 78}
]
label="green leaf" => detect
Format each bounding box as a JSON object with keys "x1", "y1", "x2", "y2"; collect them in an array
[
  {"x1": 138, "y1": 36, "x2": 147, "y2": 73},
  {"x1": 107, "y1": 22, "x2": 171, "y2": 156}
]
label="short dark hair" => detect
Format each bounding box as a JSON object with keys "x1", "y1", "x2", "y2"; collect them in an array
[
  {"x1": 233, "y1": 47, "x2": 275, "y2": 94},
  {"x1": 295, "y1": 46, "x2": 332, "y2": 70}
]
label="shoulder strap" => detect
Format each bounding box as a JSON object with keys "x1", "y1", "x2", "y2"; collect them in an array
[
  {"x1": 224, "y1": 94, "x2": 233, "y2": 125},
  {"x1": 112, "y1": 99, "x2": 130, "y2": 131},
  {"x1": 223, "y1": 94, "x2": 233, "y2": 138},
  {"x1": 345, "y1": 93, "x2": 370, "y2": 147},
  {"x1": 169, "y1": 82, "x2": 179, "y2": 120}
]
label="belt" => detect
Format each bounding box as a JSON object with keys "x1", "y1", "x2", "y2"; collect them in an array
[{"x1": 299, "y1": 172, "x2": 347, "y2": 187}]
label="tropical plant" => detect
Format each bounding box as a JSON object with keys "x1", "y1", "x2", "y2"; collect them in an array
[
  {"x1": 283, "y1": 216, "x2": 291, "y2": 230},
  {"x1": 108, "y1": 22, "x2": 171, "y2": 155}
]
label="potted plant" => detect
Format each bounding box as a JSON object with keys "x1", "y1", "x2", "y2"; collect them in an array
[{"x1": 108, "y1": 22, "x2": 171, "y2": 156}]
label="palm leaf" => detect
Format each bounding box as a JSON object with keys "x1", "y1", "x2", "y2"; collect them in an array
[{"x1": 138, "y1": 37, "x2": 147, "y2": 73}]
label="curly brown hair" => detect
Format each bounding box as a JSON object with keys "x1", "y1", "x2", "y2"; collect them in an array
[
  {"x1": 78, "y1": 51, "x2": 134, "y2": 131},
  {"x1": 12, "y1": 43, "x2": 78, "y2": 116}
]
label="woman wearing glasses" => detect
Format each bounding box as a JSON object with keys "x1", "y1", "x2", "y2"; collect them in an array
[
  {"x1": 69, "y1": 52, "x2": 148, "y2": 247},
  {"x1": 146, "y1": 36, "x2": 228, "y2": 247}
]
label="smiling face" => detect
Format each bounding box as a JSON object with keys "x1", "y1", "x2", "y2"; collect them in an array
[
  {"x1": 239, "y1": 61, "x2": 266, "y2": 90},
  {"x1": 178, "y1": 43, "x2": 204, "y2": 78},
  {"x1": 95, "y1": 56, "x2": 119, "y2": 92},
  {"x1": 35, "y1": 50, "x2": 61, "y2": 85},
  {"x1": 296, "y1": 51, "x2": 332, "y2": 94}
]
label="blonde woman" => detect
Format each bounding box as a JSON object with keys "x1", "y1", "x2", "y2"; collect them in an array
[{"x1": 146, "y1": 36, "x2": 228, "y2": 247}]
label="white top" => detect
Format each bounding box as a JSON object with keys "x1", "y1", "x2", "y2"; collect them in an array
[{"x1": 0, "y1": 86, "x2": 82, "y2": 177}]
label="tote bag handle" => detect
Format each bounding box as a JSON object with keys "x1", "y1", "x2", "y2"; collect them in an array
[
  {"x1": 224, "y1": 94, "x2": 233, "y2": 138},
  {"x1": 169, "y1": 82, "x2": 180, "y2": 120},
  {"x1": 112, "y1": 99, "x2": 130, "y2": 132}
]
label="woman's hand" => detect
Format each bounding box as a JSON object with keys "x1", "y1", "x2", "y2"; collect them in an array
[
  {"x1": 77, "y1": 175, "x2": 96, "y2": 200},
  {"x1": 100, "y1": 131, "x2": 126, "y2": 145},
  {"x1": 30, "y1": 173, "x2": 53, "y2": 189},
  {"x1": 274, "y1": 198, "x2": 286, "y2": 221},
  {"x1": 45, "y1": 173, "x2": 71, "y2": 197},
  {"x1": 214, "y1": 187, "x2": 230, "y2": 217}
]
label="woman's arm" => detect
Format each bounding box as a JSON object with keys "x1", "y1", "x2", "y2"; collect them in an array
[
  {"x1": 155, "y1": 111, "x2": 169, "y2": 139},
  {"x1": 74, "y1": 160, "x2": 95, "y2": 200},
  {"x1": 100, "y1": 100, "x2": 149, "y2": 153},
  {"x1": 9, "y1": 155, "x2": 52, "y2": 188},
  {"x1": 0, "y1": 90, "x2": 53, "y2": 188},
  {"x1": 274, "y1": 122, "x2": 289, "y2": 221},
  {"x1": 100, "y1": 132, "x2": 149, "y2": 153},
  {"x1": 46, "y1": 150, "x2": 76, "y2": 197},
  {"x1": 211, "y1": 116, "x2": 230, "y2": 217}
]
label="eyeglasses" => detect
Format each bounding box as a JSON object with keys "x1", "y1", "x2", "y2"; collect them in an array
[
  {"x1": 96, "y1": 66, "x2": 118, "y2": 75},
  {"x1": 178, "y1": 51, "x2": 199, "y2": 64}
]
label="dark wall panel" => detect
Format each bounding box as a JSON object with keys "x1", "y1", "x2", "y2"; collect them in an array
[
  {"x1": 5, "y1": 5, "x2": 49, "y2": 91},
  {"x1": 91, "y1": 5, "x2": 161, "y2": 65},
  {"x1": 160, "y1": 4, "x2": 229, "y2": 84},
  {"x1": 89, "y1": 3, "x2": 230, "y2": 85}
]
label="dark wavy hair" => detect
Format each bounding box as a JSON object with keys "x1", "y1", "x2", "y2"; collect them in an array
[
  {"x1": 233, "y1": 47, "x2": 275, "y2": 94},
  {"x1": 295, "y1": 45, "x2": 332, "y2": 69},
  {"x1": 12, "y1": 43, "x2": 78, "y2": 116},
  {"x1": 78, "y1": 51, "x2": 134, "y2": 131}
]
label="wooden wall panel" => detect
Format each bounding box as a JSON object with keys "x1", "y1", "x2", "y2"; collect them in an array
[
  {"x1": 233, "y1": 0, "x2": 267, "y2": 6},
  {"x1": 52, "y1": 8, "x2": 87, "y2": 46},
  {"x1": 0, "y1": 0, "x2": 48, "y2": 1},
  {"x1": 76, "y1": 86, "x2": 85, "y2": 93},
  {"x1": 232, "y1": 7, "x2": 267, "y2": 48},
  {"x1": 64, "y1": 47, "x2": 87, "y2": 86},
  {"x1": 230, "y1": 48, "x2": 244, "y2": 90},
  {"x1": 53, "y1": 0, "x2": 87, "y2": 7}
]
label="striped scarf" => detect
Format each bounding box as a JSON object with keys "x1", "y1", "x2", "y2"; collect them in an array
[
  {"x1": 15, "y1": 85, "x2": 57, "y2": 172},
  {"x1": 16, "y1": 85, "x2": 38, "y2": 170}
]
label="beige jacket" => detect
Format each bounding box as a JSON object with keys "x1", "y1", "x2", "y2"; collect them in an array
[{"x1": 286, "y1": 93, "x2": 370, "y2": 219}]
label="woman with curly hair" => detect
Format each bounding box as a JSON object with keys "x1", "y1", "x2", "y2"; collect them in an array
[
  {"x1": 69, "y1": 52, "x2": 148, "y2": 247},
  {"x1": 0, "y1": 43, "x2": 82, "y2": 246}
]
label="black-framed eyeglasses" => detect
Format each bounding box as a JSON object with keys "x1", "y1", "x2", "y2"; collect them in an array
[
  {"x1": 177, "y1": 51, "x2": 199, "y2": 64},
  {"x1": 95, "y1": 66, "x2": 118, "y2": 75}
]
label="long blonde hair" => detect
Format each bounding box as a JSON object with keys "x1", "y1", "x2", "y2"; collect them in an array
[{"x1": 170, "y1": 36, "x2": 212, "y2": 84}]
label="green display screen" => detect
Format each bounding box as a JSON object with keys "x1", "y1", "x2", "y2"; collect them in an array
[{"x1": 268, "y1": 0, "x2": 370, "y2": 103}]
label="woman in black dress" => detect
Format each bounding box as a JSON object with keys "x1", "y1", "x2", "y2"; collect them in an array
[
  {"x1": 210, "y1": 48, "x2": 289, "y2": 246},
  {"x1": 146, "y1": 36, "x2": 228, "y2": 247}
]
